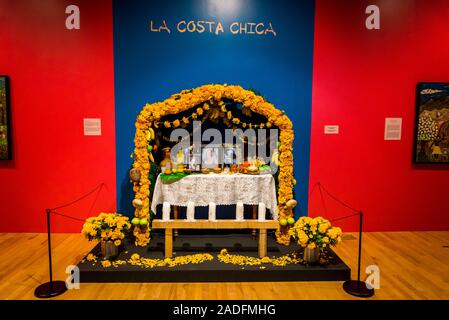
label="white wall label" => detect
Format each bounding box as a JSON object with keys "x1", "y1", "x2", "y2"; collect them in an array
[
  {"x1": 83, "y1": 118, "x2": 102, "y2": 136},
  {"x1": 384, "y1": 118, "x2": 402, "y2": 140},
  {"x1": 324, "y1": 125, "x2": 339, "y2": 134}
]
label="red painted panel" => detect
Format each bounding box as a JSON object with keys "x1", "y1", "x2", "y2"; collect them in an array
[
  {"x1": 0, "y1": 0, "x2": 116, "y2": 232},
  {"x1": 309, "y1": 0, "x2": 449, "y2": 231}
]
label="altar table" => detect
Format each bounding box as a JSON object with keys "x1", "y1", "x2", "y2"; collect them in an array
[{"x1": 150, "y1": 173, "x2": 278, "y2": 218}]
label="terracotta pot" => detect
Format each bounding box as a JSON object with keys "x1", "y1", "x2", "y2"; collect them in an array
[
  {"x1": 303, "y1": 246, "x2": 320, "y2": 264},
  {"x1": 101, "y1": 240, "x2": 118, "y2": 259}
]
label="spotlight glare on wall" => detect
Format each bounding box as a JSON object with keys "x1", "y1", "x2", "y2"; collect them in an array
[{"x1": 207, "y1": 0, "x2": 242, "y2": 19}]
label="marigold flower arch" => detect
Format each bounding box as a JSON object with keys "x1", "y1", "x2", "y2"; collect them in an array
[{"x1": 131, "y1": 84, "x2": 295, "y2": 246}]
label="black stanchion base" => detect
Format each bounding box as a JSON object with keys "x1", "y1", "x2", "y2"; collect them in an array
[
  {"x1": 343, "y1": 280, "x2": 374, "y2": 298},
  {"x1": 34, "y1": 281, "x2": 67, "y2": 298}
]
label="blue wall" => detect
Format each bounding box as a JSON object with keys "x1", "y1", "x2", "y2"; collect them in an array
[{"x1": 113, "y1": 0, "x2": 315, "y2": 217}]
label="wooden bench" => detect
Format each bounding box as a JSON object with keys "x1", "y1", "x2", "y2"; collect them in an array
[{"x1": 151, "y1": 220, "x2": 279, "y2": 258}]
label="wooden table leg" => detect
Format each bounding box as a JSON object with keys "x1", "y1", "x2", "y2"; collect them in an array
[
  {"x1": 252, "y1": 204, "x2": 257, "y2": 239},
  {"x1": 258, "y1": 229, "x2": 267, "y2": 258},
  {"x1": 165, "y1": 228, "x2": 173, "y2": 258},
  {"x1": 174, "y1": 206, "x2": 179, "y2": 239}
]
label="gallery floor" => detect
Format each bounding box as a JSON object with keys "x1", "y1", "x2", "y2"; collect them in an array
[{"x1": 0, "y1": 231, "x2": 448, "y2": 300}]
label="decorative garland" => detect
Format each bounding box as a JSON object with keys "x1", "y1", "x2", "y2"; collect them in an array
[
  {"x1": 155, "y1": 100, "x2": 270, "y2": 130},
  {"x1": 132, "y1": 84, "x2": 295, "y2": 246}
]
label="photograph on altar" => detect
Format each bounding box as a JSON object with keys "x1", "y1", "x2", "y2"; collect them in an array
[
  {"x1": 223, "y1": 144, "x2": 238, "y2": 165},
  {"x1": 201, "y1": 145, "x2": 222, "y2": 168}
]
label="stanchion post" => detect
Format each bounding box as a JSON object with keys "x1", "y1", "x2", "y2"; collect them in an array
[
  {"x1": 342, "y1": 211, "x2": 374, "y2": 297},
  {"x1": 34, "y1": 209, "x2": 67, "y2": 298},
  {"x1": 357, "y1": 211, "x2": 362, "y2": 285},
  {"x1": 46, "y1": 209, "x2": 53, "y2": 289}
]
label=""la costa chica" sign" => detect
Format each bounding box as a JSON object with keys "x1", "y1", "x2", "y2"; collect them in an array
[{"x1": 150, "y1": 19, "x2": 277, "y2": 36}]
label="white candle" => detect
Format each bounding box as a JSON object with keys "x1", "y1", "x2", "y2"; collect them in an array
[
  {"x1": 162, "y1": 202, "x2": 171, "y2": 221},
  {"x1": 208, "y1": 202, "x2": 216, "y2": 221},
  {"x1": 187, "y1": 201, "x2": 195, "y2": 221},
  {"x1": 236, "y1": 202, "x2": 244, "y2": 221},
  {"x1": 258, "y1": 203, "x2": 266, "y2": 221}
]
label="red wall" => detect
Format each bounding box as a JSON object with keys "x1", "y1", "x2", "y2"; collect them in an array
[
  {"x1": 309, "y1": 0, "x2": 449, "y2": 231},
  {"x1": 0, "y1": 0, "x2": 116, "y2": 232}
]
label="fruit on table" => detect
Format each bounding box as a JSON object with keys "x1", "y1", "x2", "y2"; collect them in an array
[
  {"x1": 247, "y1": 164, "x2": 258, "y2": 173},
  {"x1": 240, "y1": 161, "x2": 250, "y2": 169},
  {"x1": 172, "y1": 168, "x2": 178, "y2": 173},
  {"x1": 287, "y1": 217, "x2": 295, "y2": 225},
  {"x1": 279, "y1": 218, "x2": 288, "y2": 227},
  {"x1": 131, "y1": 217, "x2": 140, "y2": 225},
  {"x1": 139, "y1": 218, "x2": 148, "y2": 226},
  {"x1": 254, "y1": 158, "x2": 265, "y2": 167},
  {"x1": 164, "y1": 169, "x2": 172, "y2": 175},
  {"x1": 259, "y1": 165, "x2": 271, "y2": 174}
]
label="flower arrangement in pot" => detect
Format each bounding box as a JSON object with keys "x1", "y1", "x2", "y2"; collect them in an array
[
  {"x1": 289, "y1": 216, "x2": 342, "y2": 264},
  {"x1": 82, "y1": 213, "x2": 131, "y2": 259}
]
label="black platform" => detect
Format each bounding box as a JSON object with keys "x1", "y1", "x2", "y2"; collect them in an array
[{"x1": 77, "y1": 233, "x2": 351, "y2": 282}]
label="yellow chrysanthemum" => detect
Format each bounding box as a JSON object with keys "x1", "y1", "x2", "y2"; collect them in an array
[
  {"x1": 101, "y1": 260, "x2": 112, "y2": 268},
  {"x1": 131, "y1": 253, "x2": 140, "y2": 261},
  {"x1": 86, "y1": 253, "x2": 96, "y2": 261}
]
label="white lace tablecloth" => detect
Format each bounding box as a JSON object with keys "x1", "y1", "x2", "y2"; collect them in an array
[{"x1": 151, "y1": 173, "x2": 278, "y2": 218}]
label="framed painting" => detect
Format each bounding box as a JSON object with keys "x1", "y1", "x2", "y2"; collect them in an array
[
  {"x1": 0, "y1": 76, "x2": 11, "y2": 160},
  {"x1": 414, "y1": 82, "x2": 449, "y2": 163}
]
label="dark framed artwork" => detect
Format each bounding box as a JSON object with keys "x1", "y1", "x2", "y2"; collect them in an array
[
  {"x1": 414, "y1": 82, "x2": 449, "y2": 163},
  {"x1": 0, "y1": 76, "x2": 11, "y2": 160}
]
